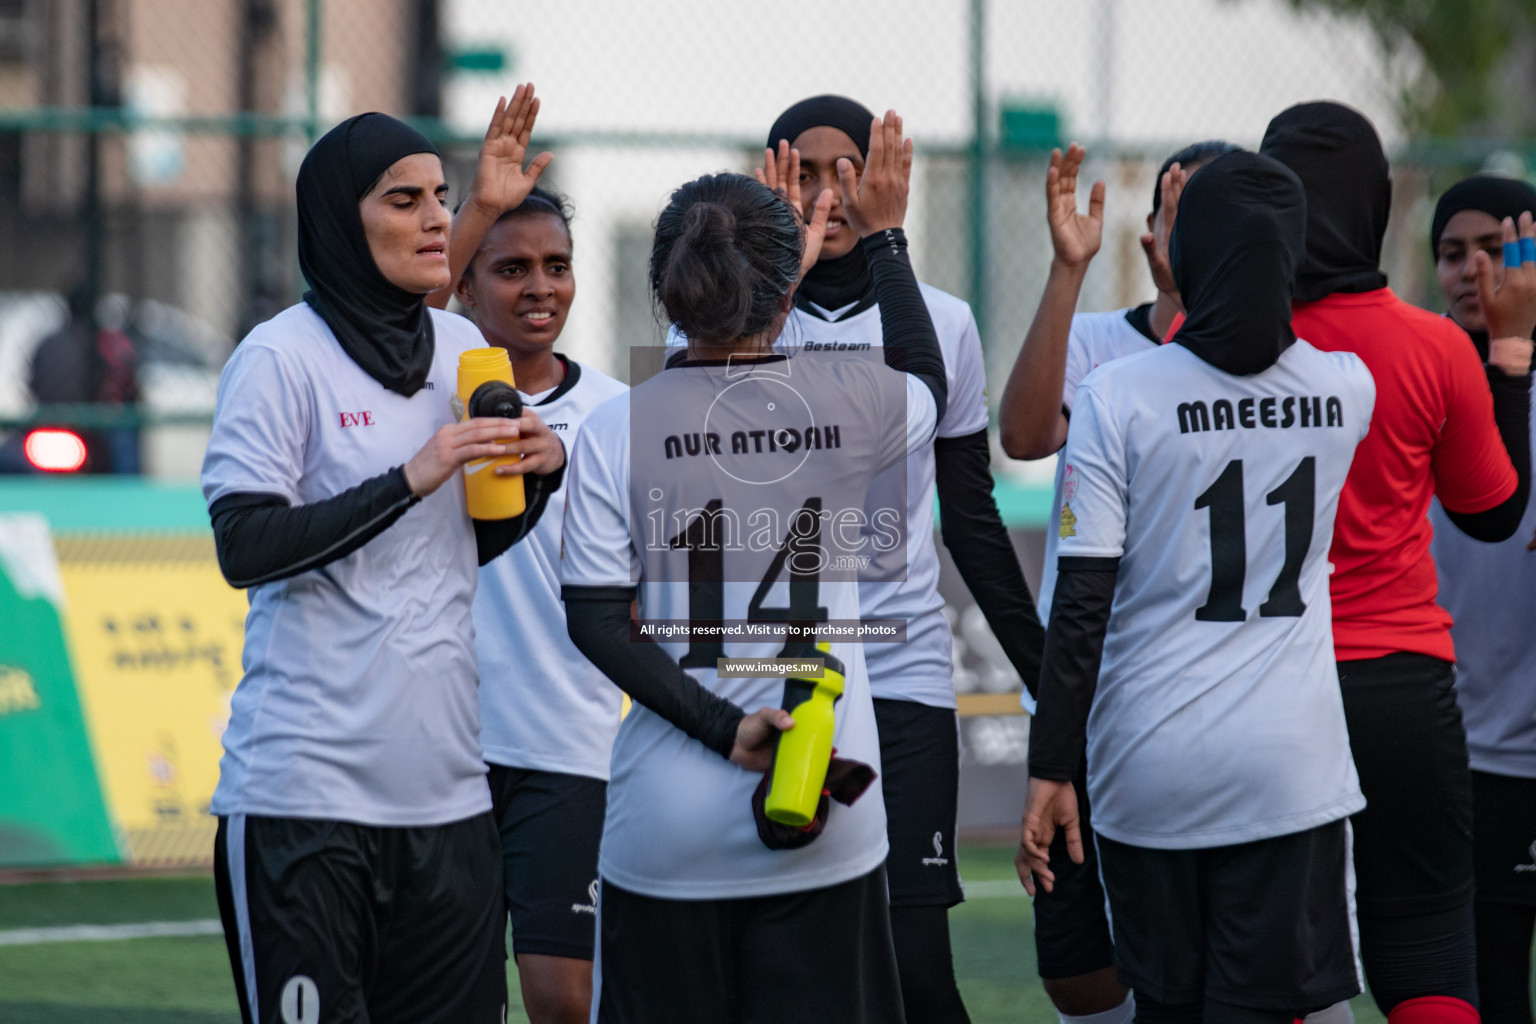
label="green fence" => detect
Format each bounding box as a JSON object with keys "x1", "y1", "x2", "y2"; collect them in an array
[{"x1": 3, "y1": 0, "x2": 1531, "y2": 433}]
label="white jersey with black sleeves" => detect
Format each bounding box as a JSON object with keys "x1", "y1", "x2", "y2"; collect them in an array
[
  {"x1": 476, "y1": 357, "x2": 628, "y2": 780},
  {"x1": 201, "y1": 304, "x2": 493, "y2": 827},
  {"x1": 669, "y1": 282, "x2": 990, "y2": 708},
  {"x1": 1429, "y1": 394, "x2": 1536, "y2": 779},
  {"x1": 1058, "y1": 339, "x2": 1373, "y2": 849},
  {"x1": 1037, "y1": 308, "x2": 1160, "y2": 625},
  {"x1": 559, "y1": 351, "x2": 938, "y2": 899}
]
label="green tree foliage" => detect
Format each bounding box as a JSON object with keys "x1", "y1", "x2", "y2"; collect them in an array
[{"x1": 1287, "y1": 0, "x2": 1536, "y2": 137}]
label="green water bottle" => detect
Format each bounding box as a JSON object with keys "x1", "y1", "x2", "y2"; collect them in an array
[{"x1": 764, "y1": 643, "x2": 846, "y2": 827}]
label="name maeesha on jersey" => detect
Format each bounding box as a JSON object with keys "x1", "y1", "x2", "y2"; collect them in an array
[
  {"x1": 1177, "y1": 394, "x2": 1347, "y2": 434},
  {"x1": 663, "y1": 425, "x2": 844, "y2": 459}
]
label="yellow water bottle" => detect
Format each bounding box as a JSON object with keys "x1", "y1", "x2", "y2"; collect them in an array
[
  {"x1": 764, "y1": 643, "x2": 846, "y2": 827},
  {"x1": 457, "y1": 347, "x2": 526, "y2": 520}
]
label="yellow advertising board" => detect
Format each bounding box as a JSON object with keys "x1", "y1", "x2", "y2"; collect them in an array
[{"x1": 55, "y1": 534, "x2": 246, "y2": 867}]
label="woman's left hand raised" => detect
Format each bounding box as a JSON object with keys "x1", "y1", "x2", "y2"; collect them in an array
[{"x1": 464, "y1": 83, "x2": 554, "y2": 219}]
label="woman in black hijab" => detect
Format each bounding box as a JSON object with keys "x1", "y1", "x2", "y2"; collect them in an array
[
  {"x1": 1260, "y1": 101, "x2": 1532, "y2": 1024},
  {"x1": 1427, "y1": 173, "x2": 1536, "y2": 1024},
  {"x1": 756, "y1": 95, "x2": 1045, "y2": 1024},
  {"x1": 1431, "y1": 175, "x2": 1536, "y2": 360},
  {"x1": 1021, "y1": 150, "x2": 1370, "y2": 1024},
  {"x1": 201, "y1": 111, "x2": 564, "y2": 1024}
]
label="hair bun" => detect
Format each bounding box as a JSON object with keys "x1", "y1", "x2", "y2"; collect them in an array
[
  {"x1": 681, "y1": 201, "x2": 738, "y2": 248},
  {"x1": 650, "y1": 174, "x2": 805, "y2": 347}
]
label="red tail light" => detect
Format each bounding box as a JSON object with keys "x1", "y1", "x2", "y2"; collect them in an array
[{"x1": 24, "y1": 429, "x2": 88, "y2": 472}]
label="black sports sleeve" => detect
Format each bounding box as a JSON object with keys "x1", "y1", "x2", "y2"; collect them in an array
[
  {"x1": 863, "y1": 228, "x2": 947, "y2": 424},
  {"x1": 1443, "y1": 367, "x2": 1531, "y2": 543},
  {"x1": 473, "y1": 459, "x2": 565, "y2": 565},
  {"x1": 934, "y1": 429, "x2": 1045, "y2": 695},
  {"x1": 563, "y1": 586, "x2": 746, "y2": 759},
  {"x1": 1026, "y1": 557, "x2": 1119, "y2": 781},
  {"x1": 209, "y1": 467, "x2": 419, "y2": 588}
]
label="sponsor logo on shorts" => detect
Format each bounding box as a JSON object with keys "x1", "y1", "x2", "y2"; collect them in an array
[
  {"x1": 572, "y1": 878, "x2": 599, "y2": 915},
  {"x1": 1515, "y1": 840, "x2": 1536, "y2": 874},
  {"x1": 922, "y1": 831, "x2": 950, "y2": 867}
]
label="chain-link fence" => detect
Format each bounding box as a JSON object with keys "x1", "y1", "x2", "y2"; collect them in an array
[{"x1": 4, "y1": 0, "x2": 1533, "y2": 476}]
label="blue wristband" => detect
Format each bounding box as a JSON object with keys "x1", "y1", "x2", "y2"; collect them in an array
[
  {"x1": 1520, "y1": 237, "x2": 1535, "y2": 263},
  {"x1": 1504, "y1": 242, "x2": 1522, "y2": 268}
]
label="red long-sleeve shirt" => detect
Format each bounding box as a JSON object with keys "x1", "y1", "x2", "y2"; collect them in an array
[{"x1": 1293, "y1": 288, "x2": 1516, "y2": 661}]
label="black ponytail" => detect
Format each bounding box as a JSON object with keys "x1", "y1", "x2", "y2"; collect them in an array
[{"x1": 650, "y1": 173, "x2": 802, "y2": 346}]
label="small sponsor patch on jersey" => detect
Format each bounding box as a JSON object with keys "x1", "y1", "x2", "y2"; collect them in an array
[
  {"x1": 338, "y1": 411, "x2": 374, "y2": 428},
  {"x1": 802, "y1": 340, "x2": 871, "y2": 352},
  {"x1": 1062, "y1": 463, "x2": 1079, "y2": 503},
  {"x1": 1059, "y1": 504, "x2": 1078, "y2": 538}
]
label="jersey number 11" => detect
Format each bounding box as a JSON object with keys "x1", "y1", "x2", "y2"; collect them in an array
[{"x1": 1193, "y1": 457, "x2": 1315, "y2": 622}]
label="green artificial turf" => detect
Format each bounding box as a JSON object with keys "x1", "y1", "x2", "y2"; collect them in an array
[{"x1": 0, "y1": 843, "x2": 1514, "y2": 1023}]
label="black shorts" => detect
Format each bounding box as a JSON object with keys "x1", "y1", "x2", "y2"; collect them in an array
[
  {"x1": 593, "y1": 866, "x2": 903, "y2": 1024},
  {"x1": 1338, "y1": 653, "x2": 1475, "y2": 916},
  {"x1": 1032, "y1": 767, "x2": 1116, "y2": 980},
  {"x1": 873, "y1": 698, "x2": 964, "y2": 908},
  {"x1": 1472, "y1": 769, "x2": 1536, "y2": 906},
  {"x1": 487, "y1": 763, "x2": 607, "y2": 960},
  {"x1": 213, "y1": 813, "x2": 507, "y2": 1024},
  {"x1": 1096, "y1": 820, "x2": 1360, "y2": 1012}
]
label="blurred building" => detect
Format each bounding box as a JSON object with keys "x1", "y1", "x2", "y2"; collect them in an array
[{"x1": 0, "y1": 0, "x2": 437, "y2": 341}]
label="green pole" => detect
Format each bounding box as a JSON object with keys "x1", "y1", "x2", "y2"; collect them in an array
[
  {"x1": 969, "y1": 0, "x2": 989, "y2": 353},
  {"x1": 306, "y1": 0, "x2": 321, "y2": 141}
]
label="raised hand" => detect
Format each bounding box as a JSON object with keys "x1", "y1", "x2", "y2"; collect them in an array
[
  {"x1": 1140, "y1": 162, "x2": 1188, "y2": 298},
  {"x1": 755, "y1": 139, "x2": 802, "y2": 212},
  {"x1": 797, "y1": 190, "x2": 835, "y2": 280},
  {"x1": 464, "y1": 83, "x2": 554, "y2": 219},
  {"x1": 836, "y1": 110, "x2": 914, "y2": 237},
  {"x1": 1047, "y1": 144, "x2": 1106, "y2": 271},
  {"x1": 1475, "y1": 211, "x2": 1536, "y2": 376},
  {"x1": 756, "y1": 142, "x2": 832, "y2": 279}
]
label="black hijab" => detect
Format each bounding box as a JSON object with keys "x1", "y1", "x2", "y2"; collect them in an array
[
  {"x1": 1431, "y1": 174, "x2": 1536, "y2": 359},
  {"x1": 1171, "y1": 150, "x2": 1307, "y2": 376},
  {"x1": 1431, "y1": 175, "x2": 1536, "y2": 256},
  {"x1": 767, "y1": 95, "x2": 877, "y2": 315},
  {"x1": 298, "y1": 113, "x2": 441, "y2": 396},
  {"x1": 1259, "y1": 101, "x2": 1390, "y2": 304}
]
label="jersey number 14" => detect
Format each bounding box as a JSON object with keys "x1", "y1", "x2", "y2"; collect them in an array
[
  {"x1": 671, "y1": 497, "x2": 830, "y2": 664},
  {"x1": 1193, "y1": 457, "x2": 1315, "y2": 622}
]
